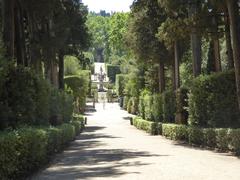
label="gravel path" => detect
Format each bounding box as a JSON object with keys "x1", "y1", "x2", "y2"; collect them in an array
[{"x1": 33, "y1": 103, "x2": 240, "y2": 180}]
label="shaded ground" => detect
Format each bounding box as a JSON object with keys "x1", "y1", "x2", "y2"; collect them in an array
[{"x1": 32, "y1": 103, "x2": 240, "y2": 180}]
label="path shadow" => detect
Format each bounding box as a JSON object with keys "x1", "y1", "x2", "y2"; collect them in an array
[{"x1": 32, "y1": 125, "x2": 167, "y2": 180}]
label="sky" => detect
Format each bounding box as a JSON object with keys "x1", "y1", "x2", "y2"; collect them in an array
[{"x1": 82, "y1": 0, "x2": 133, "y2": 13}]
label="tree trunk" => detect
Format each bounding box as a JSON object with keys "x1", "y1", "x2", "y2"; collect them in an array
[
  {"x1": 213, "y1": 38, "x2": 222, "y2": 72},
  {"x1": 226, "y1": 0, "x2": 240, "y2": 110},
  {"x1": 158, "y1": 62, "x2": 165, "y2": 93},
  {"x1": 58, "y1": 50, "x2": 65, "y2": 90},
  {"x1": 224, "y1": 8, "x2": 234, "y2": 69},
  {"x1": 15, "y1": 1, "x2": 26, "y2": 66},
  {"x1": 52, "y1": 61, "x2": 59, "y2": 88},
  {"x1": 174, "y1": 41, "x2": 180, "y2": 89},
  {"x1": 189, "y1": 2, "x2": 202, "y2": 77},
  {"x1": 2, "y1": 0, "x2": 15, "y2": 59}
]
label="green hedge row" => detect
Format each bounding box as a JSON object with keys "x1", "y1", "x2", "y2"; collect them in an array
[
  {"x1": 133, "y1": 117, "x2": 240, "y2": 155},
  {"x1": 0, "y1": 65, "x2": 74, "y2": 129},
  {"x1": 0, "y1": 116, "x2": 85, "y2": 179},
  {"x1": 162, "y1": 124, "x2": 240, "y2": 154},
  {"x1": 116, "y1": 74, "x2": 128, "y2": 97},
  {"x1": 106, "y1": 64, "x2": 121, "y2": 83},
  {"x1": 133, "y1": 117, "x2": 161, "y2": 135},
  {"x1": 188, "y1": 70, "x2": 240, "y2": 128},
  {"x1": 64, "y1": 71, "x2": 90, "y2": 113}
]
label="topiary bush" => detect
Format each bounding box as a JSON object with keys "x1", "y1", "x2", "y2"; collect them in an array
[
  {"x1": 133, "y1": 117, "x2": 161, "y2": 135},
  {"x1": 0, "y1": 119, "x2": 85, "y2": 179},
  {"x1": 162, "y1": 124, "x2": 188, "y2": 141},
  {"x1": 138, "y1": 90, "x2": 149, "y2": 119},
  {"x1": 162, "y1": 90, "x2": 176, "y2": 123},
  {"x1": 64, "y1": 71, "x2": 90, "y2": 113},
  {"x1": 116, "y1": 74, "x2": 127, "y2": 97},
  {"x1": 228, "y1": 129, "x2": 240, "y2": 155},
  {"x1": 0, "y1": 65, "x2": 74, "y2": 129},
  {"x1": 143, "y1": 93, "x2": 153, "y2": 121},
  {"x1": 188, "y1": 127, "x2": 204, "y2": 145},
  {"x1": 215, "y1": 128, "x2": 230, "y2": 151},
  {"x1": 203, "y1": 128, "x2": 216, "y2": 148},
  {"x1": 106, "y1": 64, "x2": 121, "y2": 83},
  {"x1": 175, "y1": 87, "x2": 189, "y2": 124},
  {"x1": 123, "y1": 96, "x2": 130, "y2": 110},
  {"x1": 188, "y1": 70, "x2": 240, "y2": 128},
  {"x1": 152, "y1": 93, "x2": 163, "y2": 122}
]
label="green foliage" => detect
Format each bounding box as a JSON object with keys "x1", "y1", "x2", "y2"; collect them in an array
[
  {"x1": 127, "y1": 97, "x2": 138, "y2": 115},
  {"x1": 215, "y1": 128, "x2": 230, "y2": 151},
  {"x1": 0, "y1": 119, "x2": 85, "y2": 179},
  {"x1": 106, "y1": 64, "x2": 121, "y2": 83},
  {"x1": 203, "y1": 128, "x2": 217, "y2": 148},
  {"x1": 188, "y1": 127, "x2": 204, "y2": 145},
  {"x1": 64, "y1": 71, "x2": 90, "y2": 113},
  {"x1": 139, "y1": 91, "x2": 163, "y2": 122},
  {"x1": 133, "y1": 117, "x2": 161, "y2": 135},
  {"x1": 152, "y1": 94, "x2": 163, "y2": 122},
  {"x1": 123, "y1": 96, "x2": 130, "y2": 110},
  {"x1": 188, "y1": 71, "x2": 240, "y2": 128},
  {"x1": 143, "y1": 93, "x2": 153, "y2": 121},
  {"x1": 64, "y1": 56, "x2": 81, "y2": 76},
  {"x1": 228, "y1": 129, "x2": 240, "y2": 155},
  {"x1": 0, "y1": 65, "x2": 74, "y2": 129},
  {"x1": 116, "y1": 74, "x2": 128, "y2": 97},
  {"x1": 175, "y1": 88, "x2": 189, "y2": 124},
  {"x1": 162, "y1": 124, "x2": 188, "y2": 140},
  {"x1": 162, "y1": 90, "x2": 176, "y2": 123},
  {"x1": 49, "y1": 89, "x2": 74, "y2": 125}
]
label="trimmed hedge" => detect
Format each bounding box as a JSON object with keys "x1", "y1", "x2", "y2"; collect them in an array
[
  {"x1": 106, "y1": 64, "x2": 121, "y2": 83},
  {"x1": 161, "y1": 124, "x2": 240, "y2": 155},
  {"x1": 116, "y1": 74, "x2": 128, "y2": 97},
  {"x1": 162, "y1": 90, "x2": 176, "y2": 123},
  {"x1": 188, "y1": 70, "x2": 240, "y2": 128},
  {"x1": 127, "y1": 97, "x2": 138, "y2": 115},
  {"x1": 133, "y1": 117, "x2": 161, "y2": 135},
  {"x1": 0, "y1": 65, "x2": 75, "y2": 129},
  {"x1": 162, "y1": 124, "x2": 188, "y2": 141},
  {"x1": 133, "y1": 119, "x2": 240, "y2": 155},
  {"x1": 175, "y1": 88, "x2": 189, "y2": 124},
  {"x1": 123, "y1": 96, "x2": 130, "y2": 110},
  {"x1": 0, "y1": 116, "x2": 85, "y2": 179},
  {"x1": 64, "y1": 71, "x2": 90, "y2": 113}
]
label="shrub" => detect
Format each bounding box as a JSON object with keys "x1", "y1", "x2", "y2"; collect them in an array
[
  {"x1": 116, "y1": 74, "x2": 127, "y2": 97},
  {"x1": 123, "y1": 96, "x2": 130, "y2": 110},
  {"x1": 162, "y1": 90, "x2": 176, "y2": 123},
  {"x1": 162, "y1": 124, "x2": 188, "y2": 141},
  {"x1": 0, "y1": 131, "x2": 21, "y2": 179},
  {"x1": 188, "y1": 71, "x2": 240, "y2": 128},
  {"x1": 152, "y1": 93, "x2": 163, "y2": 122},
  {"x1": 188, "y1": 127, "x2": 204, "y2": 145},
  {"x1": 0, "y1": 120, "x2": 85, "y2": 179},
  {"x1": 133, "y1": 117, "x2": 161, "y2": 135},
  {"x1": 49, "y1": 89, "x2": 74, "y2": 125},
  {"x1": 175, "y1": 88, "x2": 188, "y2": 124},
  {"x1": 203, "y1": 128, "x2": 216, "y2": 148},
  {"x1": 143, "y1": 93, "x2": 153, "y2": 121},
  {"x1": 228, "y1": 129, "x2": 240, "y2": 155},
  {"x1": 215, "y1": 128, "x2": 230, "y2": 151},
  {"x1": 127, "y1": 97, "x2": 138, "y2": 114},
  {"x1": 17, "y1": 128, "x2": 48, "y2": 172},
  {"x1": 138, "y1": 90, "x2": 149, "y2": 119},
  {"x1": 106, "y1": 64, "x2": 121, "y2": 83},
  {"x1": 0, "y1": 65, "x2": 74, "y2": 129},
  {"x1": 65, "y1": 71, "x2": 90, "y2": 113}
]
